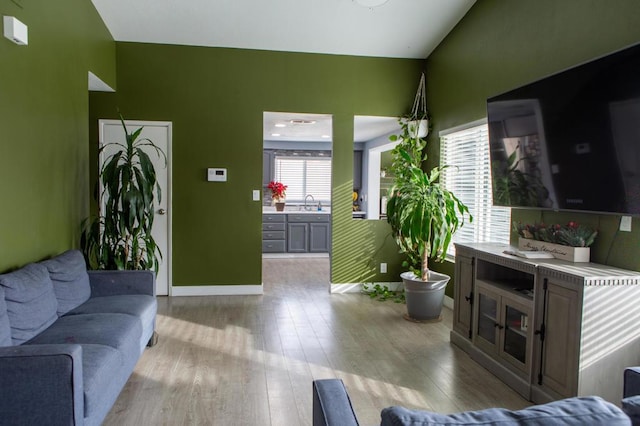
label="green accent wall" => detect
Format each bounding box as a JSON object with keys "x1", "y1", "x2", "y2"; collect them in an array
[
  {"x1": 89, "y1": 43, "x2": 423, "y2": 286},
  {"x1": 426, "y1": 0, "x2": 640, "y2": 290},
  {"x1": 0, "y1": 0, "x2": 115, "y2": 272}
]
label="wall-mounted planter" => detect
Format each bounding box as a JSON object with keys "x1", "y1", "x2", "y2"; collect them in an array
[{"x1": 518, "y1": 237, "x2": 590, "y2": 262}]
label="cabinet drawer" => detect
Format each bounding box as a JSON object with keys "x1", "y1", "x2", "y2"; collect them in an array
[
  {"x1": 262, "y1": 240, "x2": 286, "y2": 253},
  {"x1": 262, "y1": 231, "x2": 285, "y2": 240},
  {"x1": 287, "y1": 214, "x2": 330, "y2": 223},
  {"x1": 262, "y1": 223, "x2": 285, "y2": 231},
  {"x1": 262, "y1": 214, "x2": 286, "y2": 223}
]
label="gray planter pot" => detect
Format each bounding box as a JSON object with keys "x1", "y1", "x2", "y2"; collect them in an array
[{"x1": 401, "y1": 270, "x2": 450, "y2": 321}]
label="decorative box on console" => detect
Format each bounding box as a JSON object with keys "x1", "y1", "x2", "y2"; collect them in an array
[{"x1": 518, "y1": 237, "x2": 590, "y2": 262}]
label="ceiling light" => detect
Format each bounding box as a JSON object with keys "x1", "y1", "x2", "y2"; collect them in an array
[
  {"x1": 275, "y1": 123, "x2": 286, "y2": 128},
  {"x1": 271, "y1": 133, "x2": 281, "y2": 137},
  {"x1": 354, "y1": 0, "x2": 389, "y2": 8}
]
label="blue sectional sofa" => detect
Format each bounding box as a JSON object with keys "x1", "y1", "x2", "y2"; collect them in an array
[
  {"x1": 313, "y1": 379, "x2": 634, "y2": 426},
  {"x1": 0, "y1": 250, "x2": 157, "y2": 426}
]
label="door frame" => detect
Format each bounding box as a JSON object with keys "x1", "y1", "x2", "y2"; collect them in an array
[{"x1": 98, "y1": 119, "x2": 173, "y2": 296}]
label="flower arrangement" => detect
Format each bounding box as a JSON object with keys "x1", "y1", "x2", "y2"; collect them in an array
[
  {"x1": 513, "y1": 221, "x2": 598, "y2": 247},
  {"x1": 268, "y1": 181, "x2": 287, "y2": 202}
]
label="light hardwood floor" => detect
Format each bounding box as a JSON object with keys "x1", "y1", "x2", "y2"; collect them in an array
[{"x1": 104, "y1": 257, "x2": 529, "y2": 425}]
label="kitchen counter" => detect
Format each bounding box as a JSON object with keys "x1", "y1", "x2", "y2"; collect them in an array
[{"x1": 263, "y1": 206, "x2": 331, "y2": 214}]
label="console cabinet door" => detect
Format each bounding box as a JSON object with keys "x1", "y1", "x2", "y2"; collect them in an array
[
  {"x1": 454, "y1": 254, "x2": 474, "y2": 339},
  {"x1": 534, "y1": 277, "x2": 580, "y2": 398},
  {"x1": 474, "y1": 282, "x2": 500, "y2": 355}
]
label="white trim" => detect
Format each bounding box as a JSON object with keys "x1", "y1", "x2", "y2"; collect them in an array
[
  {"x1": 171, "y1": 284, "x2": 264, "y2": 296},
  {"x1": 330, "y1": 282, "x2": 402, "y2": 294},
  {"x1": 438, "y1": 117, "x2": 487, "y2": 137},
  {"x1": 262, "y1": 253, "x2": 329, "y2": 259},
  {"x1": 443, "y1": 295, "x2": 454, "y2": 310}
]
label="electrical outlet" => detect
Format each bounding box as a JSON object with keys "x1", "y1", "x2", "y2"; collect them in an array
[
  {"x1": 620, "y1": 216, "x2": 632, "y2": 232},
  {"x1": 380, "y1": 263, "x2": 387, "y2": 273}
]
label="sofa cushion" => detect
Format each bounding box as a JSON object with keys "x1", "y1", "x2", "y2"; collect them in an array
[
  {"x1": 39, "y1": 250, "x2": 91, "y2": 316},
  {"x1": 381, "y1": 396, "x2": 630, "y2": 426},
  {"x1": 26, "y1": 313, "x2": 142, "y2": 370},
  {"x1": 0, "y1": 286, "x2": 12, "y2": 347},
  {"x1": 65, "y1": 295, "x2": 157, "y2": 353},
  {"x1": 80, "y1": 344, "x2": 124, "y2": 419},
  {"x1": 0, "y1": 263, "x2": 58, "y2": 345}
]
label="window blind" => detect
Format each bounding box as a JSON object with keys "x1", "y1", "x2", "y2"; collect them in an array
[
  {"x1": 274, "y1": 156, "x2": 331, "y2": 203},
  {"x1": 440, "y1": 121, "x2": 511, "y2": 256}
]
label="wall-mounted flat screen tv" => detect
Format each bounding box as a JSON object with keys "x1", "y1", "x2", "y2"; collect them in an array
[{"x1": 487, "y1": 43, "x2": 640, "y2": 216}]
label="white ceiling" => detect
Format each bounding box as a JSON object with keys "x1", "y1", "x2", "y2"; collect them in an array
[{"x1": 91, "y1": 0, "x2": 475, "y2": 59}]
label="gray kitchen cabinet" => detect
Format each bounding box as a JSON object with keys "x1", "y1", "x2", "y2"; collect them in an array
[
  {"x1": 287, "y1": 222, "x2": 308, "y2": 253},
  {"x1": 310, "y1": 222, "x2": 331, "y2": 252},
  {"x1": 353, "y1": 150, "x2": 363, "y2": 190},
  {"x1": 262, "y1": 214, "x2": 286, "y2": 253},
  {"x1": 263, "y1": 150, "x2": 274, "y2": 186}
]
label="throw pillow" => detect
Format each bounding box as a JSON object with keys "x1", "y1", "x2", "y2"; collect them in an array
[{"x1": 0, "y1": 286, "x2": 12, "y2": 346}]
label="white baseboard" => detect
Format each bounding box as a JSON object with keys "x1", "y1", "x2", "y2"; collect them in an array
[
  {"x1": 171, "y1": 284, "x2": 263, "y2": 296},
  {"x1": 443, "y1": 295, "x2": 454, "y2": 310},
  {"x1": 330, "y1": 282, "x2": 402, "y2": 294}
]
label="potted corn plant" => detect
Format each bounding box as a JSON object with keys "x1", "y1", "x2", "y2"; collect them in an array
[
  {"x1": 81, "y1": 114, "x2": 166, "y2": 271},
  {"x1": 386, "y1": 76, "x2": 471, "y2": 321}
]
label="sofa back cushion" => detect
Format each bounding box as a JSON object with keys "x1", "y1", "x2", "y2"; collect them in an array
[
  {"x1": 39, "y1": 250, "x2": 91, "y2": 316},
  {"x1": 0, "y1": 286, "x2": 12, "y2": 346},
  {"x1": 0, "y1": 263, "x2": 59, "y2": 345},
  {"x1": 381, "y1": 396, "x2": 630, "y2": 426}
]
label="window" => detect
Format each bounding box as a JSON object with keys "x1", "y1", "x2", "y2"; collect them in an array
[
  {"x1": 440, "y1": 120, "x2": 511, "y2": 255},
  {"x1": 274, "y1": 156, "x2": 331, "y2": 203}
]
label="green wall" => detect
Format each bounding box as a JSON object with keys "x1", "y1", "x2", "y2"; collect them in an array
[
  {"x1": 0, "y1": 0, "x2": 115, "y2": 272},
  {"x1": 90, "y1": 43, "x2": 423, "y2": 286},
  {"x1": 427, "y1": 0, "x2": 640, "y2": 276}
]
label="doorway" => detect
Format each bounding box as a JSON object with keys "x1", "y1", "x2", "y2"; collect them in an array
[
  {"x1": 261, "y1": 112, "x2": 332, "y2": 290},
  {"x1": 98, "y1": 120, "x2": 172, "y2": 296}
]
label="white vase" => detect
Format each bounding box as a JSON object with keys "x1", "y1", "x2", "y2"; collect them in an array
[{"x1": 408, "y1": 119, "x2": 429, "y2": 138}]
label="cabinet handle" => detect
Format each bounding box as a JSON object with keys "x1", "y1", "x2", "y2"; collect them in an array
[{"x1": 494, "y1": 323, "x2": 504, "y2": 330}]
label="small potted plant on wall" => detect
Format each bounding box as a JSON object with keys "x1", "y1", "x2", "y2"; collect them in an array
[
  {"x1": 386, "y1": 74, "x2": 472, "y2": 322},
  {"x1": 268, "y1": 181, "x2": 287, "y2": 211}
]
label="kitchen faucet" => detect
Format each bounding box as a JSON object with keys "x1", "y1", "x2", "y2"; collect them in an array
[{"x1": 304, "y1": 194, "x2": 315, "y2": 211}]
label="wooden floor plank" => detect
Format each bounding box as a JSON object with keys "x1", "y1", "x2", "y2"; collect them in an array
[{"x1": 103, "y1": 257, "x2": 529, "y2": 425}]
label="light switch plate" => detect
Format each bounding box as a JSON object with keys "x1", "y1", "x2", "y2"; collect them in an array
[
  {"x1": 252, "y1": 190, "x2": 260, "y2": 201},
  {"x1": 620, "y1": 216, "x2": 632, "y2": 232}
]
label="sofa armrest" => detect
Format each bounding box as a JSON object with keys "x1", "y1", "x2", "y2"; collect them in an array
[
  {"x1": 88, "y1": 270, "x2": 156, "y2": 297},
  {"x1": 625, "y1": 367, "x2": 640, "y2": 398},
  {"x1": 313, "y1": 379, "x2": 360, "y2": 426},
  {"x1": 0, "y1": 344, "x2": 83, "y2": 425}
]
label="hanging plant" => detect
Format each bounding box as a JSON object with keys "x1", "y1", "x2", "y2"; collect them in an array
[{"x1": 81, "y1": 114, "x2": 166, "y2": 271}]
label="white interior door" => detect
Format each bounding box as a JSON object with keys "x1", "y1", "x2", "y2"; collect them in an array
[{"x1": 98, "y1": 120, "x2": 172, "y2": 296}]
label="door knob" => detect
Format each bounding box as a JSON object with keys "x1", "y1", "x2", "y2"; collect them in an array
[{"x1": 158, "y1": 208, "x2": 166, "y2": 215}]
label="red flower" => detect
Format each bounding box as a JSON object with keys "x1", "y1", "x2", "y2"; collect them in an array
[{"x1": 268, "y1": 181, "x2": 287, "y2": 200}]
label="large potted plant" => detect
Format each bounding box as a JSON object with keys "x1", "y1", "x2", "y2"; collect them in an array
[
  {"x1": 81, "y1": 115, "x2": 166, "y2": 271},
  {"x1": 387, "y1": 107, "x2": 471, "y2": 322}
]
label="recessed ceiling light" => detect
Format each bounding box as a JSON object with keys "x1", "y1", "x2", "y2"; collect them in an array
[
  {"x1": 271, "y1": 133, "x2": 281, "y2": 137},
  {"x1": 275, "y1": 123, "x2": 286, "y2": 128}
]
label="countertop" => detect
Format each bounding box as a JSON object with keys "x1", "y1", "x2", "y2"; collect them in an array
[{"x1": 263, "y1": 206, "x2": 331, "y2": 215}]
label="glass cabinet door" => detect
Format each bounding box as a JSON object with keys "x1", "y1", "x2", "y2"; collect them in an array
[
  {"x1": 501, "y1": 299, "x2": 531, "y2": 372},
  {"x1": 476, "y1": 287, "x2": 499, "y2": 348}
]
